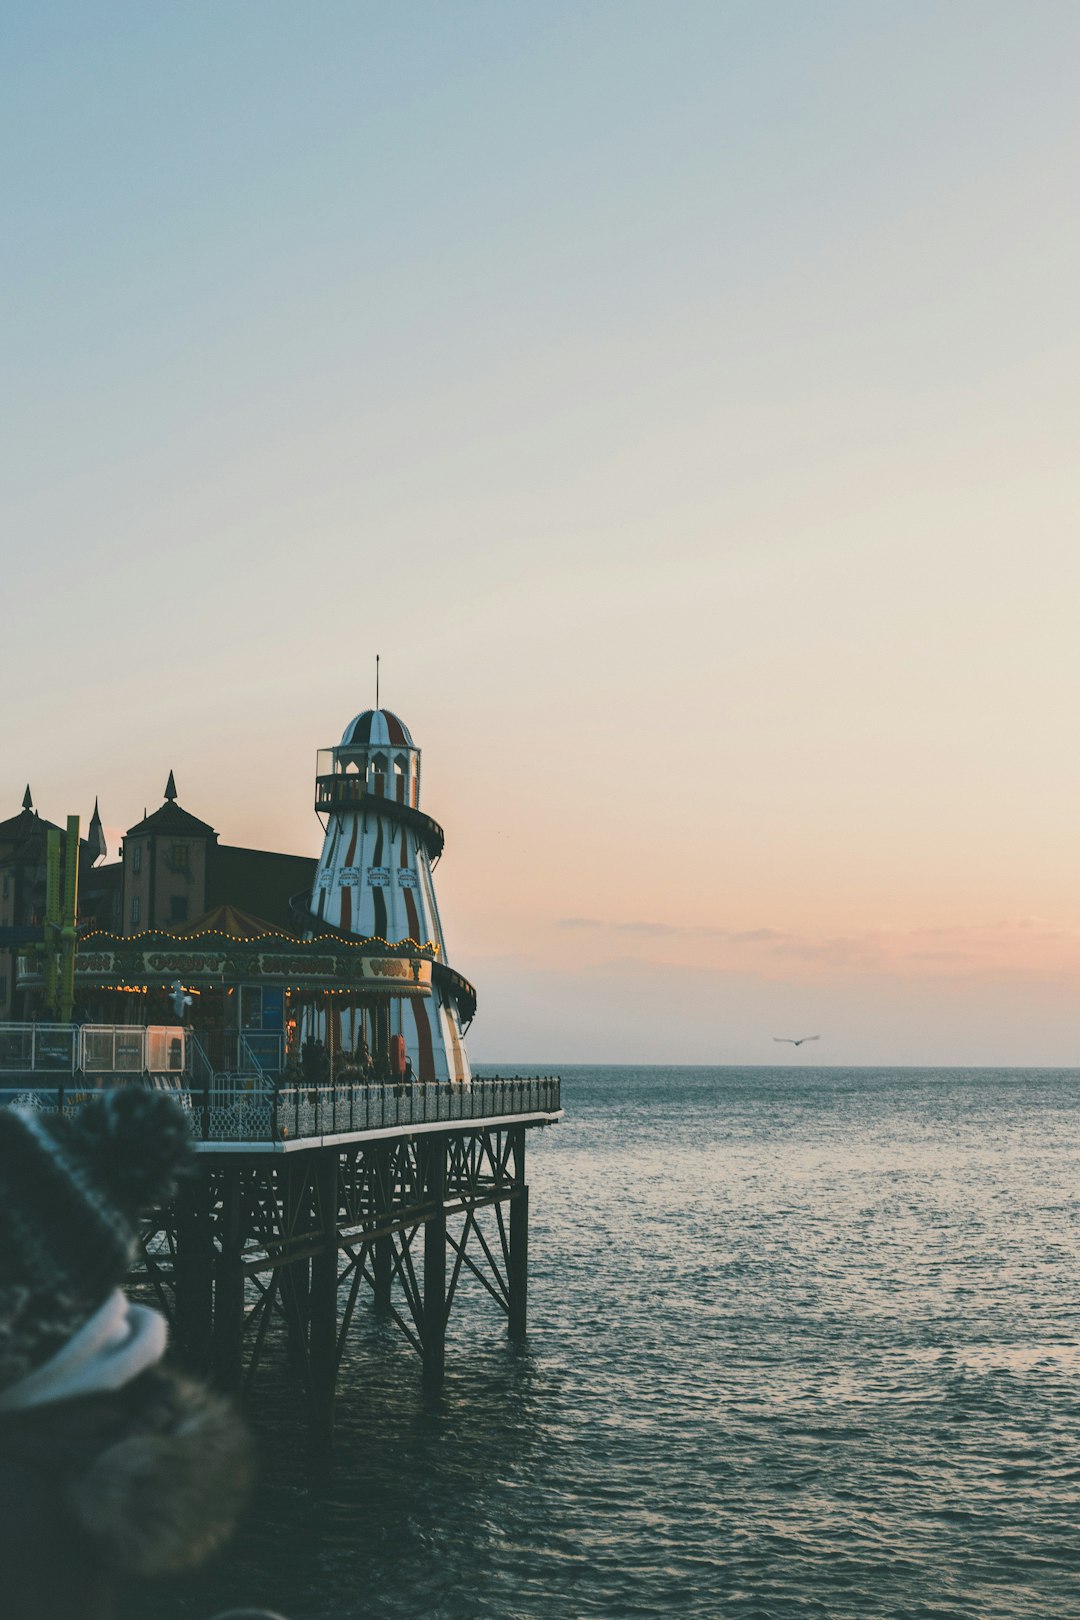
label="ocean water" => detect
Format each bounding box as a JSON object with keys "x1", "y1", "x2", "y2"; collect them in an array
[{"x1": 139, "y1": 1066, "x2": 1080, "y2": 1619}]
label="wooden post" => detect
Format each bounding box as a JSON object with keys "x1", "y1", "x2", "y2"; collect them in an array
[
  {"x1": 422, "y1": 1137, "x2": 446, "y2": 1387},
  {"x1": 308, "y1": 1150, "x2": 339, "y2": 1454},
  {"x1": 508, "y1": 1127, "x2": 528, "y2": 1341},
  {"x1": 213, "y1": 1168, "x2": 245, "y2": 1393},
  {"x1": 174, "y1": 1169, "x2": 214, "y2": 1375}
]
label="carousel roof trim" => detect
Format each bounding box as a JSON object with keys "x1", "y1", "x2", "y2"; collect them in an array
[{"x1": 76, "y1": 926, "x2": 440, "y2": 954}]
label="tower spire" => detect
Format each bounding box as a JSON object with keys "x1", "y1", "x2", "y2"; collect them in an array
[
  {"x1": 87, "y1": 797, "x2": 107, "y2": 865},
  {"x1": 164, "y1": 770, "x2": 177, "y2": 803},
  {"x1": 376, "y1": 653, "x2": 380, "y2": 710},
  {"x1": 22, "y1": 784, "x2": 32, "y2": 812}
]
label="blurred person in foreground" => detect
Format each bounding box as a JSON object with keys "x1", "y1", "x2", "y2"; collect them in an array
[{"x1": 0, "y1": 1088, "x2": 254, "y2": 1620}]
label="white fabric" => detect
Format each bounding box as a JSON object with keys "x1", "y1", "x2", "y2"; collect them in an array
[{"x1": 0, "y1": 1288, "x2": 167, "y2": 1413}]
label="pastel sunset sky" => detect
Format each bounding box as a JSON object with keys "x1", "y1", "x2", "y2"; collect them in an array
[{"x1": 5, "y1": 4, "x2": 1080, "y2": 1064}]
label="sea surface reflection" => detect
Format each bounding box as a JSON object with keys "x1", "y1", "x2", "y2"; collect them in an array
[{"x1": 130, "y1": 1066, "x2": 1080, "y2": 1619}]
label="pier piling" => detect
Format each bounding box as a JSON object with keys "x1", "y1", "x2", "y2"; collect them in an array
[
  {"x1": 174, "y1": 1170, "x2": 214, "y2": 1375},
  {"x1": 422, "y1": 1137, "x2": 447, "y2": 1387},
  {"x1": 373, "y1": 1144, "x2": 393, "y2": 1312},
  {"x1": 212, "y1": 1169, "x2": 245, "y2": 1394},
  {"x1": 308, "y1": 1151, "x2": 340, "y2": 1453},
  {"x1": 508, "y1": 1127, "x2": 529, "y2": 1340}
]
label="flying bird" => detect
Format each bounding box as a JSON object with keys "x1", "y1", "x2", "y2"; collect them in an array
[
  {"x1": 773, "y1": 1035, "x2": 820, "y2": 1046},
  {"x1": 171, "y1": 979, "x2": 194, "y2": 1020}
]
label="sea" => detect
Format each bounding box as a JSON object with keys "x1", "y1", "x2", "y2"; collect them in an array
[{"x1": 133, "y1": 1065, "x2": 1080, "y2": 1620}]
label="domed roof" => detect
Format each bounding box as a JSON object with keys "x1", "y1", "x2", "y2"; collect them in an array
[{"x1": 339, "y1": 708, "x2": 415, "y2": 750}]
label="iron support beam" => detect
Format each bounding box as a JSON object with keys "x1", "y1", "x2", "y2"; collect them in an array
[
  {"x1": 212, "y1": 1171, "x2": 245, "y2": 1393},
  {"x1": 308, "y1": 1151, "x2": 339, "y2": 1453},
  {"x1": 508, "y1": 1127, "x2": 528, "y2": 1340},
  {"x1": 373, "y1": 1143, "x2": 393, "y2": 1311},
  {"x1": 281, "y1": 1159, "x2": 311, "y2": 1371},
  {"x1": 173, "y1": 1170, "x2": 214, "y2": 1375},
  {"x1": 422, "y1": 1137, "x2": 447, "y2": 1387}
]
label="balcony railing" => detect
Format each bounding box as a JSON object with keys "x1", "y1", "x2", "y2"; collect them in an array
[
  {"x1": 0, "y1": 1076, "x2": 562, "y2": 1144},
  {"x1": 313, "y1": 776, "x2": 445, "y2": 859},
  {"x1": 203, "y1": 1076, "x2": 561, "y2": 1142}
]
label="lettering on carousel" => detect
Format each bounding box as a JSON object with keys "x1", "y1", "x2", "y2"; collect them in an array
[
  {"x1": 75, "y1": 952, "x2": 115, "y2": 974},
  {"x1": 259, "y1": 953, "x2": 338, "y2": 978},
  {"x1": 371, "y1": 957, "x2": 414, "y2": 979},
  {"x1": 145, "y1": 951, "x2": 227, "y2": 975},
  {"x1": 257, "y1": 952, "x2": 431, "y2": 989},
  {"x1": 368, "y1": 866, "x2": 391, "y2": 887}
]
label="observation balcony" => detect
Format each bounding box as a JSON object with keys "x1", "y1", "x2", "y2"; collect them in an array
[{"x1": 314, "y1": 775, "x2": 445, "y2": 860}]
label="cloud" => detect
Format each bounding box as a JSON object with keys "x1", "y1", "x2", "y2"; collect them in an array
[
  {"x1": 551, "y1": 912, "x2": 1080, "y2": 983},
  {"x1": 565, "y1": 916, "x2": 790, "y2": 943}
]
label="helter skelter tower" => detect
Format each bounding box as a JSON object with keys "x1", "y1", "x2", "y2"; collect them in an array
[{"x1": 306, "y1": 708, "x2": 474, "y2": 1083}]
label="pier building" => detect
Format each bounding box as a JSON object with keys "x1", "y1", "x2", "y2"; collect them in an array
[{"x1": 0, "y1": 704, "x2": 561, "y2": 1437}]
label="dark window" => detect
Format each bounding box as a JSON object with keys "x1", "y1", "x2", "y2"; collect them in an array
[
  {"x1": 1, "y1": 875, "x2": 9, "y2": 899},
  {"x1": 131, "y1": 896, "x2": 141, "y2": 925},
  {"x1": 170, "y1": 895, "x2": 189, "y2": 923},
  {"x1": 132, "y1": 845, "x2": 142, "y2": 874},
  {"x1": 171, "y1": 844, "x2": 189, "y2": 871}
]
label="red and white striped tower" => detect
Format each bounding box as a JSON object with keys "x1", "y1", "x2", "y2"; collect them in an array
[{"x1": 307, "y1": 709, "x2": 473, "y2": 1083}]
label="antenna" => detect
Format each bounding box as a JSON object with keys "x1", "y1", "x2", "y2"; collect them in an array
[{"x1": 376, "y1": 653, "x2": 380, "y2": 710}]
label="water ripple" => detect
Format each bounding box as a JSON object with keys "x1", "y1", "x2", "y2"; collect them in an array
[{"x1": 128, "y1": 1066, "x2": 1080, "y2": 1620}]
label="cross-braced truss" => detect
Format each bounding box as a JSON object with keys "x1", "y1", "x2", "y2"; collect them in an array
[{"x1": 134, "y1": 1123, "x2": 533, "y2": 1437}]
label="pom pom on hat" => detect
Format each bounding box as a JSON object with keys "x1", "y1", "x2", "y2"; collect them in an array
[
  {"x1": 0, "y1": 1089, "x2": 194, "y2": 1390},
  {"x1": 65, "y1": 1087, "x2": 194, "y2": 1215}
]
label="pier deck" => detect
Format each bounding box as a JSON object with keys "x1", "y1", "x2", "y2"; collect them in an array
[{"x1": 2, "y1": 1075, "x2": 561, "y2": 1448}]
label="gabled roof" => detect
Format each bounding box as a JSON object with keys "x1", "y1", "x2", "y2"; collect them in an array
[
  {"x1": 126, "y1": 800, "x2": 217, "y2": 839},
  {"x1": 126, "y1": 772, "x2": 216, "y2": 840},
  {"x1": 0, "y1": 805, "x2": 61, "y2": 850}
]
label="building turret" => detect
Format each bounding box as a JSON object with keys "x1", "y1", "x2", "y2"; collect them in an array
[
  {"x1": 87, "y1": 798, "x2": 107, "y2": 866},
  {"x1": 122, "y1": 774, "x2": 217, "y2": 931},
  {"x1": 306, "y1": 708, "x2": 472, "y2": 1083}
]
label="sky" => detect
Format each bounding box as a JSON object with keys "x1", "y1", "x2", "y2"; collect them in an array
[{"x1": 4, "y1": 3, "x2": 1080, "y2": 1065}]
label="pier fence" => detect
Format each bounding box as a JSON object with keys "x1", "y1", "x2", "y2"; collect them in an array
[{"x1": 0, "y1": 1075, "x2": 560, "y2": 1145}]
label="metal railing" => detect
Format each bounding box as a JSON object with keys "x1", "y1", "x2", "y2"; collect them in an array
[
  {"x1": 238, "y1": 1031, "x2": 284, "y2": 1079},
  {"x1": 0, "y1": 1073, "x2": 561, "y2": 1144},
  {"x1": 187, "y1": 1033, "x2": 216, "y2": 1091},
  {"x1": 199, "y1": 1075, "x2": 562, "y2": 1142},
  {"x1": 0, "y1": 1077, "x2": 195, "y2": 1118}
]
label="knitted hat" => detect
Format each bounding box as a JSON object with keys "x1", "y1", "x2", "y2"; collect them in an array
[{"x1": 0, "y1": 1088, "x2": 193, "y2": 1393}]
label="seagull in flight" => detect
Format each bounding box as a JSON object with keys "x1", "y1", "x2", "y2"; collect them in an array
[{"x1": 773, "y1": 1035, "x2": 820, "y2": 1047}]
